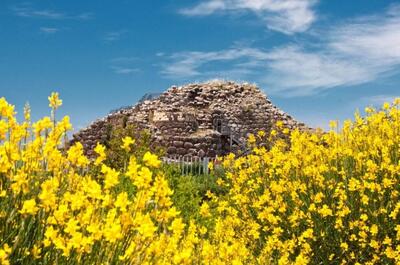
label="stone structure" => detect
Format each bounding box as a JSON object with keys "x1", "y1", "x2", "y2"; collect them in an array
[{"x1": 71, "y1": 81, "x2": 309, "y2": 158}]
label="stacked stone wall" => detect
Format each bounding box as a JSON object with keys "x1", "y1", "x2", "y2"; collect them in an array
[{"x1": 71, "y1": 81, "x2": 310, "y2": 158}]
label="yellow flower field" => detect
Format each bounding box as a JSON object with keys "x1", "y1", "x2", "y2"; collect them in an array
[{"x1": 0, "y1": 93, "x2": 400, "y2": 264}]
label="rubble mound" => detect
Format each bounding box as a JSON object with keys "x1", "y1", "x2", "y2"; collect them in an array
[{"x1": 71, "y1": 81, "x2": 309, "y2": 157}]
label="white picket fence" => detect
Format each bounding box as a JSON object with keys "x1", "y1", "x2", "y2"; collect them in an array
[{"x1": 162, "y1": 155, "x2": 215, "y2": 175}]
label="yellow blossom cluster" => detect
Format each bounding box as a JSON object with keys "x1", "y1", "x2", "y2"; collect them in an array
[
  {"x1": 0, "y1": 94, "x2": 400, "y2": 264},
  {"x1": 0, "y1": 94, "x2": 251, "y2": 264},
  {"x1": 207, "y1": 99, "x2": 400, "y2": 264}
]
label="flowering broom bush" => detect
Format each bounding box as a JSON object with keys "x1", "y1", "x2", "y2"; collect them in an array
[{"x1": 0, "y1": 93, "x2": 399, "y2": 264}]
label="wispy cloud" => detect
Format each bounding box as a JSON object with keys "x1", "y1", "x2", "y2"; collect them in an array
[
  {"x1": 111, "y1": 66, "x2": 140, "y2": 74},
  {"x1": 110, "y1": 57, "x2": 140, "y2": 75},
  {"x1": 180, "y1": 0, "x2": 318, "y2": 34},
  {"x1": 162, "y1": 4, "x2": 400, "y2": 96},
  {"x1": 261, "y1": 46, "x2": 375, "y2": 96},
  {"x1": 160, "y1": 48, "x2": 269, "y2": 79},
  {"x1": 160, "y1": 46, "x2": 370, "y2": 96},
  {"x1": 103, "y1": 30, "x2": 128, "y2": 43},
  {"x1": 264, "y1": 4, "x2": 400, "y2": 96},
  {"x1": 39, "y1": 27, "x2": 59, "y2": 34},
  {"x1": 11, "y1": 4, "x2": 93, "y2": 20}
]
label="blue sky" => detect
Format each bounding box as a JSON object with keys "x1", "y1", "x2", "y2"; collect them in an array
[{"x1": 1, "y1": 0, "x2": 400, "y2": 131}]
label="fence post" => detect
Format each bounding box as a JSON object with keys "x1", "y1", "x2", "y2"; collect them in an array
[
  {"x1": 205, "y1": 157, "x2": 209, "y2": 175},
  {"x1": 186, "y1": 156, "x2": 189, "y2": 175},
  {"x1": 180, "y1": 155, "x2": 183, "y2": 175},
  {"x1": 183, "y1": 156, "x2": 185, "y2": 175}
]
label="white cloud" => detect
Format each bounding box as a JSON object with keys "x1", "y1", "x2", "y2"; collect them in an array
[
  {"x1": 13, "y1": 6, "x2": 64, "y2": 19},
  {"x1": 11, "y1": 4, "x2": 93, "y2": 20},
  {"x1": 160, "y1": 46, "x2": 373, "y2": 96},
  {"x1": 104, "y1": 30, "x2": 128, "y2": 43},
  {"x1": 262, "y1": 46, "x2": 375, "y2": 96},
  {"x1": 264, "y1": 5, "x2": 400, "y2": 96},
  {"x1": 111, "y1": 66, "x2": 140, "y2": 75},
  {"x1": 75, "y1": 13, "x2": 94, "y2": 20},
  {"x1": 163, "y1": 4, "x2": 400, "y2": 96},
  {"x1": 161, "y1": 48, "x2": 269, "y2": 79},
  {"x1": 328, "y1": 12, "x2": 400, "y2": 70},
  {"x1": 39, "y1": 27, "x2": 59, "y2": 34},
  {"x1": 110, "y1": 57, "x2": 140, "y2": 74},
  {"x1": 180, "y1": 0, "x2": 318, "y2": 34}
]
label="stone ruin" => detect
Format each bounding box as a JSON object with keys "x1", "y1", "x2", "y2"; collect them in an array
[{"x1": 71, "y1": 81, "x2": 309, "y2": 158}]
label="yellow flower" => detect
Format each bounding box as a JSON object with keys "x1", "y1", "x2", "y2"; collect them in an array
[
  {"x1": 24, "y1": 102, "x2": 31, "y2": 121},
  {"x1": 384, "y1": 247, "x2": 396, "y2": 259},
  {"x1": 64, "y1": 218, "x2": 80, "y2": 235},
  {"x1": 114, "y1": 192, "x2": 131, "y2": 212},
  {"x1": 67, "y1": 142, "x2": 89, "y2": 167},
  {"x1": 103, "y1": 220, "x2": 122, "y2": 243},
  {"x1": 169, "y1": 217, "x2": 186, "y2": 235},
  {"x1": 101, "y1": 164, "x2": 120, "y2": 189},
  {"x1": 365, "y1": 107, "x2": 374, "y2": 113},
  {"x1": 370, "y1": 224, "x2": 378, "y2": 236},
  {"x1": 382, "y1": 102, "x2": 390, "y2": 110},
  {"x1": 301, "y1": 228, "x2": 314, "y2": 239},
  {"x1": 360, "y1": 214, "x2": 368, "y2": 222},
  {"x1": 369, "y1": 239, "x2": 379, "y2": 249},
  {"x1": 31, "y1": 245, "x2": 41, "y2": 259},
  {"x1": 248, "y1": 133, "x2": 256, "y2": 144},
  {"x1": 32, "y1": 116, "x2": 52, "y2": 136},
  {"x1": 383, "y1": 236, "x2": 392, "y2": 245},
  {"x1": 319, "y1": 204, "x2": 333, "y2": 217},
  {"x1": 0, "y1": 97, "x2": 15, "y2": 119},
  {"x1": 39, "y1": 179, "x2": 59, "y2": 210},
  {"x1": 59, "y1": 116, "x2": 72, "y2": 131},
  {"x1": 199, "y1": 202, "x2": 211, "y2": 217},
  {"x1": 329, "y1": 120, "x2": 338, "y2": 128},
  {"x1": 314, "y1": 192, "x2": 324, "y2": 203},
  {"x1": 121, "y1": 136, "x2": 135, "y2": 152},
  {"x1": 135, "y1": 213, "x2": 157, "y2": 238},
  {"x1": 94, "y1": 143, "x2": 106, "y2": 165},
  {"x1": 48, "y1": 92, "x2": 62, "y2": 110},
  {"x1": 126, "y1": 156, "x2": 139, "y2": 181},
  {"x1": 142, "y1": 151, "x2": 161, "y2": 168},
  {"x1": 340, "y1": 242, "x2": 348, "y2": 251},
  {"x1": 44, "y1": 226, "x2": 58, "y2": 247},
  {"x1": 295, "y1": 253, "x2": 310, "y2": 264},
  {"x1": 135, "y1": 166, "x2": 152, "y2": 189},
  {"x1": 283, "y1": 128, "x2": 290, "y2": 134},
  {"x1": 19, "y1": 199, "x2": 39, "y2": 215},
  {"x1": 0, "y1": 243, "x2": 11, "y2": 265},
  {"x1": 165, "y1": 206, "x2": 180, "y2": 219},
  {"x1": 199, "y1": 226, "x2": 207, "y2": 235}
]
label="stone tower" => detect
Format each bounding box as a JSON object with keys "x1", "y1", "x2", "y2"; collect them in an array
[{"x1": 71, "y1": 81, "x2": 308, "y2": 158}]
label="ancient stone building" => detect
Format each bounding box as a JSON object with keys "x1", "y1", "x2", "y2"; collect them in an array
[{"x1": 71, "y1": 81, "x2": 308, "y2": 158}]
